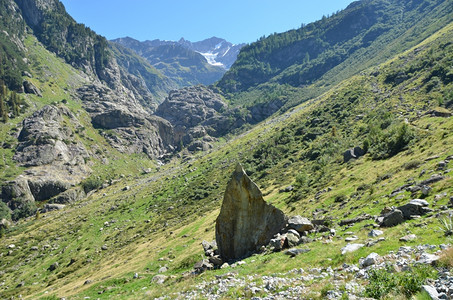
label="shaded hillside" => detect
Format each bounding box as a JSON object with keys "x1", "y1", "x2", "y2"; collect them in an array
[{"x1": 109, "y1": 43, "x2": 177, "y2": 104}]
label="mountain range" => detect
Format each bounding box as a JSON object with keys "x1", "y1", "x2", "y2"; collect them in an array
[
  {"x1": 112, "y1": 36, "x2": 245, "y2": 89},
  {"x1": 0, "y1": 0, "x2": 452, "y2": 298}
]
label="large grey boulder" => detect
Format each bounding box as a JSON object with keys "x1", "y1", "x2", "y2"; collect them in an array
[
  {"x1": 379, "y1": 209, "x2": 404, "y2": 227},
  {"x1": 215, "y1": 164, "x2": 287, "y2": 260},
  {"x1": 397, "y1": 199, "x2": 431, "y2": 219},
  {"x1": 287, "y1": 216, "x2": 314, "y2": 233}
]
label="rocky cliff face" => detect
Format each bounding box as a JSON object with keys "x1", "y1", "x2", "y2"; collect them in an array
[
  {"x1": 156, "y1": 85, "x2": 232, "y2": 152},
  {"x1": 1, "y1": 105, "x2": 91, "y2": 218},
  {"x1": 78, "y1": 83, "x2": 176, "y2": 158}
]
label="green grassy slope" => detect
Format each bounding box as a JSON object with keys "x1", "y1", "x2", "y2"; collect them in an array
[
  {"x1": 1, "y1": 19, "x2": 452, "y2": 300},
  {"x1": 217, "y1": 0, "x2": 452, "y2": 114}
]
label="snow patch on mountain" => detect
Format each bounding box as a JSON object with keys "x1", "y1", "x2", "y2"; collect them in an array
[{"x1": 199, "y1": 51, "x2": 225, "y2": 67}]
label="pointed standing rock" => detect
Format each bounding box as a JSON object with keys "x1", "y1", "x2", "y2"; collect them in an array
[{"x1": 215, "y1": 164, "x2": 287, "y2": 260}]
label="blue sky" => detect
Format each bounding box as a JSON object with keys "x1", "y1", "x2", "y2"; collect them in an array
[{"x1": 60, "y1": 0, "x2": 356, "y2": 44}]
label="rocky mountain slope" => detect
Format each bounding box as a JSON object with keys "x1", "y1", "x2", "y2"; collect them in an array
[
  {"x1": 0, "y1": 0, "x2": 235, "y2": 220},
  {"x1": 0, "y1": 0, "x2": 452, "y2": 298}
]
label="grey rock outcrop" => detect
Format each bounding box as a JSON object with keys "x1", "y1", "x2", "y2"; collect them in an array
[
  {"x1": 343, "y1": 146, "x2": 365, "y2": 163},
  {"x1": 397, "y1": 199, "x2": 431, "y2": 219},
  {"x1": 1, "y1": 177, "x2": 35, "y2": 209},
  {"x1": 215, "y1": 164, "x2": 287, "y2": 260},
  {"x1": 156, "y1": 86, "x2": 234, "y2": 152},
  {"x1": 78, "y1": 84, "x2": 176, "y2": 158},
  {"x1": 23, "y1": 80, "x2": 42, "y2": 97},
  {"x1": 14, "y1": 105, "x2": 89, "y2": 167},
  {"x1": 379, "y1": 209, "x2": 404, "y2": 227},
  {"x1": 2, "y1": 105, "x2": 92, "y2": 217},
  {"x1": 51, "y1": 187, "x2": 86, "y2": 204}
]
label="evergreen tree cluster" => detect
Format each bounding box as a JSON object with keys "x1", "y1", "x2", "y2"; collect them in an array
[
  {"x1": 0, "y1": 0, "x2": 28, "y2": 91},
  {"x1": 0, "y1": 80, "x2": 27, "y2": 123},
  {"x1": 15, "y1": 0, "x2": 110, "y2": 77},
  {"x1": 218, "y1": 0, "x2": 452, "y2": 94}
]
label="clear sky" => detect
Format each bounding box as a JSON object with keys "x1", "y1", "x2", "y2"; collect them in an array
[{"x1": 59, "y1": 0, "x2": 356, "y2": 44}]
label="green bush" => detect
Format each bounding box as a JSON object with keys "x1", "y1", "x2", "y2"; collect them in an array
[
  {"x1": 81, "y1": 176, "x2": 104, "y2": 193},
  {"x1": 368, "y1": 122, "x2": 415, "y2": 160},
  {"x1": 364, "y1": 265, "x2": 437, "y2": 299},
  {"x1": 11, "y1": 201, "x2": 37, "y2": 221},
  {"x1": 0, "y1": 201, "x2": 11, "y2": 220}
]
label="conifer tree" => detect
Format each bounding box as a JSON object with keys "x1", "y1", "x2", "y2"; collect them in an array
[
  {"x1": 0, "y1": 83, "x2": 8, "y2": 122},
  {"x1": 10, "y1": 91, "x2": 19, "y2": 117}
]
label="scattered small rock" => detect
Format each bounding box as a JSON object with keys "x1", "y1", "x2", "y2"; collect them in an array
[
  {"x1": 285, "y1": 248, "x2": 311, "y2": 257},
  {"x1": 193, "y1": 259, "x2": 213, "y2": 273},
  {"x1": 152, "y1": 275, "x2": 168, "y2": 285},
  {"x1": 286, "y1": 232, "x2": 300, "y2": 248},
  {"x1": 345, "y1": 236, "x2": 359, "y2": 242},
  {"x1": 48, "y1": 262, "x2": 59, "y2": 271},
  {"x1": 341, "y1": 243, "x2": 364, "y2": 255},
  {"x1": 368, "y1": 230, "x2": 384, "y2": 237},
  {"x1": 422, "y1": 285, "x2": 440, "y2": 299},
  {"x1": 361, "y1": 252, "x2": 380, "y2": 268},
  {"x1": 400, "y1": 234, "x2": 417, "y2": 242}
]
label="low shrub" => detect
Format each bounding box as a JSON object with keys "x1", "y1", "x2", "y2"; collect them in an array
[
  {"x1": 0, "y1": 201, "x2": 11, "y2": 220},
  {"x1": 364, "y1": 265, "x2": 437, "y2": 299},
  {"x1": 81, "y1": 175, "x2": 103, "y2": 193},
  {"x1": 438, "y1": 247, "x2": 453, "y2": 268}
]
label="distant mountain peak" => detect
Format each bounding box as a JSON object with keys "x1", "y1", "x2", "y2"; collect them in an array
[
  {"x1": 178, "y1": 37, "x2": 246, "y2": 69},
  {"x1": 113, "y1": 36, "x2": 245, "y2": 70}
]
